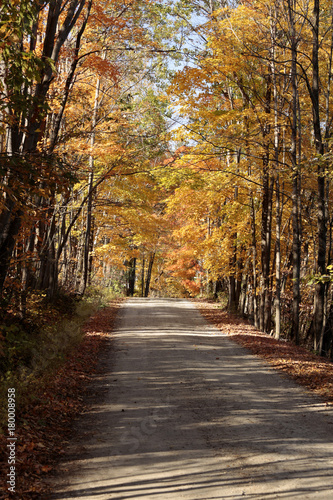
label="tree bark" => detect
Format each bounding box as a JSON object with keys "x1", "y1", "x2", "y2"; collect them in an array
[
  {"x1": 144, "y1": 252, "x2": 155, "y2": 297},
  {"x1": 288, "y1": 0, "x2": 301, "y2": 344},
  {"x1": 251, "y1": 196, "x2": 259, "y2": 328},
  {"x1": 311, "y1": 0, "x2": 327, "y2": 353},
  {"x1": 141, "y1": 255, "x2": 145, "y2": 297},
  {"x1": 127, "y1": 258, "x2": 136, "y2": 297}
]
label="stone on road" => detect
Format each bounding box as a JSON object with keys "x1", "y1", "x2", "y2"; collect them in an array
[{"x1": 50, "y1": 298, "x2": 333, "y2": 499}]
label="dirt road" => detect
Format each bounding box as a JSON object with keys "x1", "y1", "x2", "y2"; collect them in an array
[{"x1": 50, "y1": 298, "x2": 333, "y2": 499}]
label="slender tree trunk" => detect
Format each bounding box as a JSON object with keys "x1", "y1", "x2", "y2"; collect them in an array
[
  {"x1": 270, "y1": 7, "x2": 282, "y2": 338},
  {"x1": 239, "y1": 254, "x2": 250, "y2": 316},
  {"x1": 38, "y1": 208, "x2": 57, "y2": 296},
  {"x1": 229, "y1": 151, "x2": 241, "y2": 313},
  {"x1": 141, "y1": 255, "x2": 145, "y2": 297},
  {"x1": 80, "y1": 75, "x2": 100, "y2": 295},
  {"x1": 127, "y1": 258, "x2": 136, "y2": 297},
  {"x1": 260, "y1": 165, "x2": 272, "y2": 332},
  {"x1": 288, "y1": 0, "x2": 301, "y2": 344},
  {"x1": 80, "y1": 169, "x2": 94, "y2": 294},
  {"x1": 312, "y1": 0, "x2": 327, "y2": 353},
  {"x1": 275, "y1": 174, "x2": 282, "y2": 338},
  {"x1": 0, "y1": 211, "x2": 23, "y2": 295},
  {"x1": 144, "y1": 252, "x2": 155, "y2": 297},
  {"x1": 260, "y1": 73, "x2": 273, "y2": 333},
  {"x1": 228, "y1": 241, "x2": 238, "y2": 313},
  {"x1": 48, "y1": 0, "x2": 92, "y2": 154},
  {"x1": 251, "y1": 197, "x2": 259, "y2": 328}
]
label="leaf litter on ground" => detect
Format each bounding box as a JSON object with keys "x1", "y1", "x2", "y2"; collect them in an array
[
  {"x1": 0, "y1": 299, "x2": 123, "y2": 500},
  {"x1": 195, "y1": 299, "x2": 333, "y2": 405}
]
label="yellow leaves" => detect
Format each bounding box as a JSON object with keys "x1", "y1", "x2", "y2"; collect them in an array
[
  {"x1": 0, "y1": 24, "x2": 18, "y2": 43},
  {"x1": 168, "y1": 67, "x2": 208, "y2": 97},
  {"x1": 161, "y1": 148, "x2": 256, "y2": 287},
  {"x1": 90, "y1": 169, "x2": 168, "y2": 274}
]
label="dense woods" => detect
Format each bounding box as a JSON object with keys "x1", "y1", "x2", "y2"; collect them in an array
[
  {"x1": 1, "y1": 0, "x2": 333, "y2": 361},
  {"x1": 166, "y1": 0, "x2": 333, "y2": 358}
]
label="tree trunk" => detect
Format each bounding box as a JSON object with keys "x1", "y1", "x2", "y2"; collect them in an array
[
  {"x1": 260, "y1": 73, "x2": 272, "y2": 333},
  {"x1": 144, "y1": 252, "x2": 155, "y2": 297},
  {"x1": 251, "y1": 197, "x2": 259, "y2": 328},
  {"x1": 275, "y1": 174, "x2": 282, "y2": 339},
  {"x1": 288, "y1": 0, "x2": 301, "y2": 344},
  {"x1": 228, "y1": 239, "x2": 238, "y2": 313},
  {"x1": 141, "y1": 255, "x2": 145, "y2": 297},
  {"x1": 270, "y1": 11, "x2": 282, "y2": 339},
  {"x1": 260, "y1": 164, "x2": 273, "y2": 333},
  {"x1": 311, "y1": 0, "x2": 327, "y2": 353},
  {"x1": 80, "y1": 70, "x2": 100, "y2": 295},
  {"x1": 0, "y1": 211, "x2": 23, "y2": 295},
  {"x1": 127, "y1": 258, "x2": 136, "y2": 296}
]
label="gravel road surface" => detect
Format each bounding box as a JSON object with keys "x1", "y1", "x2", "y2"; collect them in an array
[{"x1": 50, "y1": 298, "x2": 333, "y2": 499}]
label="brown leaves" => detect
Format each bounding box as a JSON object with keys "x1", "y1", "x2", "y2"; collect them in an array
[{"x1": 0, "y1": 300, "x2": 123, "y2": 499}]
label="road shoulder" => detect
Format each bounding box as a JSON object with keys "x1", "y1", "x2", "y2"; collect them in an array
[{"x1": 194, "y1": 299, "x2": 333, "y2": 405}]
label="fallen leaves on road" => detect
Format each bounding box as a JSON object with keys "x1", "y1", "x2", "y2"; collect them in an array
[
  {"x1": 195, "y1": 300, "x2": 333, "y2": 405},
  {"x1": 0, "y1": 300, "x2": 123, "y2": 500}
]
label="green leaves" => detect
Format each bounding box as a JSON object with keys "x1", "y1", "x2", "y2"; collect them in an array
[{"x1": 307, "y1": 265, "x2": 333, "y2": 286}]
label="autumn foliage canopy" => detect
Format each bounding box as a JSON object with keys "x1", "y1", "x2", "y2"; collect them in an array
[{"x1": 1, "y1": 0, "x2": 333, "y2": 358}]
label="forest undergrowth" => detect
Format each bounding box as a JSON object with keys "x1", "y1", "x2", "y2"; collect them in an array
[
  {"x1": 195, "y1": 300, "x2": 333, "y2": 405},
  {"x1": 0, "y1": 293, "x2": 123, "y2": 499}
]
